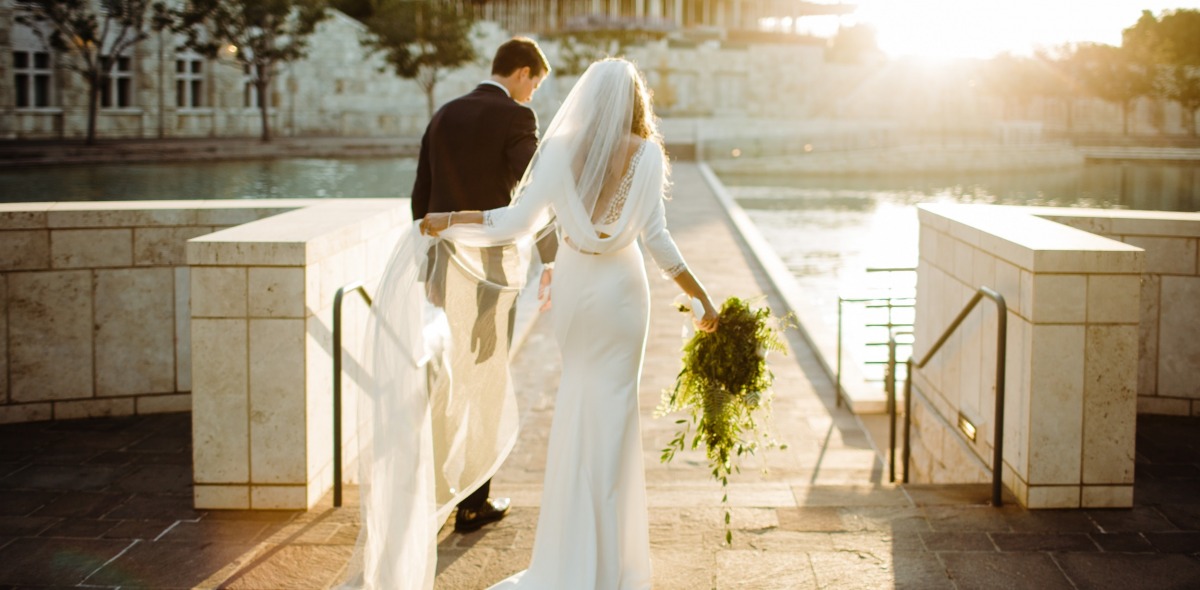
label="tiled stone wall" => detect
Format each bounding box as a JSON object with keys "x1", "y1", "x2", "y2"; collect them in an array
[
  {"x1": 187, "y1": 199, "x2": 409, "y2": 510},
  {"x1": 0, "y1": 201, "x2": 311, "y2": 425},
  {"x1": 912, "y1": 204, "x2": 1145, "y2": 509},
  {"x1": 1031, "y1": 210, "x2": 1200, "y2": 417}
]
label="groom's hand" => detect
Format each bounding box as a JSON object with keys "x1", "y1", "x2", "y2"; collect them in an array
[{"x1": 538, "y1": 268, "x2": 553, "y2": 311}]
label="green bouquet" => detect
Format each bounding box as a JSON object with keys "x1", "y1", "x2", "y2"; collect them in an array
[{"x1": 656, "y1": 296, "x2": 789, "y2": 544}]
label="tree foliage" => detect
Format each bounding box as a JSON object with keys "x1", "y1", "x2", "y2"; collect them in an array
[
  {"x1": 1073, "y1": 42, "x2": 1153, "y2": 135},
  {"x1": 16, "y1": 0, "x2": 172, "y2": 145},
  {"x1": 980, "y1": 53, "x2": 1047, "y2": 120},
  {"x1": 358, "y1": 0, "x2": 477, "y2": 118},
  {"x1": 548, "y1": 29, "x2": 664, "y2": 77},
  {"x1": 1123, "y1": 9, "x2": 1200, "y2": 135},
  {"x1": 826, "y1": 24, "x2": 880, "y2": 65},
  {"x1": 176, "y1": 0, "x2": 328, "y2": 141}
]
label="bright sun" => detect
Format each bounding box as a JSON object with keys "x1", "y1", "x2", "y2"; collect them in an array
[{"x1": 850, "y1": 0, "x2": 1200, "y2": 61}]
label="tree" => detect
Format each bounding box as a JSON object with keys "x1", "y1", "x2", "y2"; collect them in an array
[
  {"x1": 177, "y1": 0, "x2": 328, "y2": 141},
  {"x1": 1073, "y1": 43, "x2": 1153, "y2": 135},
  {"x1": 360, "y1": 0, "x2": 476, "y2": 118},
  {"x1": 16, "y1": 0, "x2": 172, "y2": 145},
  {"x1": 1124, "y1": 9, "x2": 1200, "y2": 136},
  {"x1": 329, "y1": 0, "x2": 372, "y2": 20},
  {"x1": 548, "y1": 28, "x2": 663, "y2": 77},
  {"x1": 826, "y1": 24, "x2": 880, "y2": 65},
  {"x1": 980, "y1": 53, "x2": 1046, "y2": 120},
  {"x1": 1035, "y1": 45, "x2": 1086, "y2": 133}
]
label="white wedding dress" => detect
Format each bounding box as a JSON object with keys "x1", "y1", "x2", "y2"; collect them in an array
[
  {"x1": 477, "y1": 139, "x2": 686, "y2": 589},
  {"x1": 340, "y1": 59, "x2": 685, "y2": 590}
]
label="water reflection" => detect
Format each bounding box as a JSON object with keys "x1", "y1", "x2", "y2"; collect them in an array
[
  {"x1": 0, "y1": 158, "x2": 419, "y2": 202},
  {"x1": 727, "y1": 160, "x2": 1200, "y2": 378}
]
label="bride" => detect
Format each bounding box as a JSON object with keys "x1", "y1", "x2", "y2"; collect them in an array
[{"x1": 344, "y1": 58, "x2": 719, "y2": 589}]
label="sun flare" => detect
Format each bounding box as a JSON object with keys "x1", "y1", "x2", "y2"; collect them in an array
[{"x1": 851, "y1": 0, "x2": 1200, "y2": 60}]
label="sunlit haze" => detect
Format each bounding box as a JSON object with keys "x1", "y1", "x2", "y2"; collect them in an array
[{"x1": 791, "y1": 1, "x2": 1200, "y2": 60}]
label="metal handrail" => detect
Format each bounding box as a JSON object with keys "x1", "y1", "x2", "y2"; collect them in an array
[
  {"x1": 901, "y1": 286, "x2": 1008, "y2": 507},
  {"x1": 884, "y1": 329, "x2": 913, "y2": 483},
  {"x1": 333, "y1": 280, "x2": 373, "y2": 508},
  {"x1": 886, "y1": 335, "x2": 897, "y2": 482}
]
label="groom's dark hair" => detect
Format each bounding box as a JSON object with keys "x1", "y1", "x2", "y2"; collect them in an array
[{"x1": 492, "y1": 37, "x2": 551, "y2": 78}]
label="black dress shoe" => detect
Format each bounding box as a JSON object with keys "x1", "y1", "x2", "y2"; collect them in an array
[{"x1": 454, "y1": 497, "x2": 511, "y2": 533}]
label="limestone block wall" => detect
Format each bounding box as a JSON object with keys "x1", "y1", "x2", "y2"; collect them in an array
[
  {"x1": 0, "y1": 201, "x2": 310, "y2": 424},
  {"x1": 912, "y1": 204, "x2": 1144, "y2": 509},
  {"x1": 1031, "y1": 210, "x2": 1200, "y2": 416},
  {"x1": 187, "y1": 199, "x2": 408, "y2": 510}
]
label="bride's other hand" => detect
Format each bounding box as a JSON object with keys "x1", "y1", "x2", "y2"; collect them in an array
[
  {"x1": 697, "y1": 300, "x2": 719, "y2": 333},
  {"x1": 420, "y1": 213, "x2": 451, "y2": 236},
  {"x1": 538, "y1": 267, "x2": 553, "y2": 311}
]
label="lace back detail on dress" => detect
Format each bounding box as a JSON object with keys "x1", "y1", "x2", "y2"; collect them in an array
[{"x1": 600, "y1": 142, "x2": 648, "y2": 226}]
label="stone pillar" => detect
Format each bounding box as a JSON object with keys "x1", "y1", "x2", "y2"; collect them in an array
[
  {"x1": 911, "y1": 204, "x2": 1143, "y2": 509},
  {"x1": 190, "y1": 199, "x2": 409, "y2": 510}
]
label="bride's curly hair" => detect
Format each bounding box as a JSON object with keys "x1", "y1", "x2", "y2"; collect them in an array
[{"x1": 630, "y1": 66, "x2": 662, "y2": 145}]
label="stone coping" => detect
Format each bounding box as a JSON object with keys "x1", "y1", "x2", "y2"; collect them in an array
[
  {"x1": 186, "y1": 199, "x2": 410, "y2": 267},
  {"x1": 918, "y1": 203, "x2": 1144, "y2": 274},
  {"x1": 1010, "y1": 206, "x2": 1200, "y2": 238},
  {"x1": 0, "y1": 199, "x2": 317, "y2": 230}
]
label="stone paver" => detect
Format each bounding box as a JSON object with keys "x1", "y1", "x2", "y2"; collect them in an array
[{"x1": 2, "y1": 164, "x2": 1200, "y2": 588}]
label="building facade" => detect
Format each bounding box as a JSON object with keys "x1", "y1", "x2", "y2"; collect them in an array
[
  {"x1": 0, "y1": 1, "x2": 861, "y2": 141},
  {"x1": 0, "y1": 3, "x2": 481, "y2": 140},
  {"x1": 4, "y1": 1, "x2": 1175, "y2": 143}
]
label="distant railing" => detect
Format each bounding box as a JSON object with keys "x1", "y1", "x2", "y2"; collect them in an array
[
  {"x1": 333, "y1": 280, "x2": 372, "y2": 508},
  {"x1": 835, "y1": 267, "x2": 915, "y2": 408},
  {"x1": 901, "y1": 286, "x2": 1009, "y2": 507}
]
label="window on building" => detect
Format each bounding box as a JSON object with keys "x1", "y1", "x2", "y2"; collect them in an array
[
  {"x1": 100, "y1": 55, "x2": 133, "y2": 108},
  {"x1": 13, "y1": 50, "x2": 53, "y2": 108},
  {"x1": 175, "y1": 49, "x2": 205, "y2": 108}
]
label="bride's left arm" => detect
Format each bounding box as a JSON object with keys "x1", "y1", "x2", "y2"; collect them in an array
[
  {"x1": 420, "y1": 177, "x2": 555, "y2": 242},
  {"x1": 639, "y1": 145, "x2": 718, "y2": 332}
]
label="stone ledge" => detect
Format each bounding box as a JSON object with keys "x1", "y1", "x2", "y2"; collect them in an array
[{"x1": 186, "y1": 199, "x2": 409, "y2": 267}]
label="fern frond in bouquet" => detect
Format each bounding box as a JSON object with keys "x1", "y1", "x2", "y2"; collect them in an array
[{"x1": 655, "y1": 295, "x2": 790, "y2": 544}]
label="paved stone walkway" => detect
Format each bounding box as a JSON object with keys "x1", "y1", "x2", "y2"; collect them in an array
[{"x1": 2, "y1": 164, "x2": 1200, "y2": 588}]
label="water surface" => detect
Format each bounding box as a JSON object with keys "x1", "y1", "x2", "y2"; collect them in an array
[
  {"x1": 0, "y1": 158, "x2": 418, "y2": 202},
  {"x1": 725, "y1": 161, "x2": 1200, "y2": 377}
]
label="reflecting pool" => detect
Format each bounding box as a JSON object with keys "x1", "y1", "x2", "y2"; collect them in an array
[
  {"x1": 723, "y1": 161, "x2": 1200, "y2": 378},
  {"x1": 0, "y1": 158, "x2": 418, "y2": 202}
]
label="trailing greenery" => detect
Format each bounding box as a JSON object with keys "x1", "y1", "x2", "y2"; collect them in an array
[{"x1": 656, "y1": 296, "x2": 790, "y2": 544}]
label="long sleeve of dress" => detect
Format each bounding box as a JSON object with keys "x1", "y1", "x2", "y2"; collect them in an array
[
  {"x1": 638, "y1": 148, "x2": 688, "y2": 278},
  {"x1": 481, "y1": 183, "x2": 554, "y2": 242},
  {"x1": 440, "y1": 169, "x2": 558, "y2": 247},
  {"x1": 641, "y1": 196, "x2": 688, "y2": 278}
]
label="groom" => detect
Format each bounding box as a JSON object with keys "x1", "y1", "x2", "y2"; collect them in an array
[{"x1": 411, "y1": 37, "x2": 553, "y2": 533}]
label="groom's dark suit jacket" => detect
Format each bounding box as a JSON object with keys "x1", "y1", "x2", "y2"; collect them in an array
[{"x1": 411, "y1": 83, "x2": 539, "y2": 220}]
